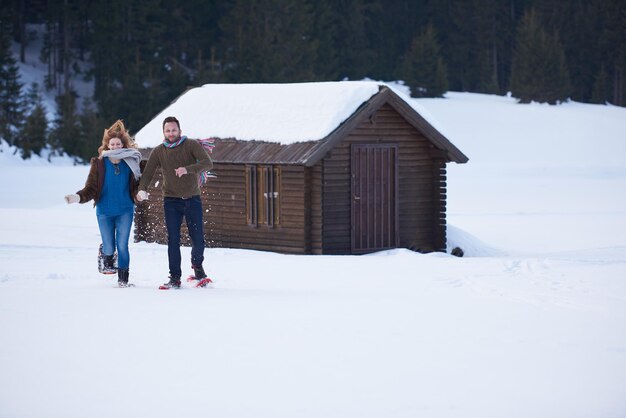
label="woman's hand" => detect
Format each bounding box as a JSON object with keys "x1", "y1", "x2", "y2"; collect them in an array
[{"x1": 64, "y1": 194, "x2": 80, "y2": 204}]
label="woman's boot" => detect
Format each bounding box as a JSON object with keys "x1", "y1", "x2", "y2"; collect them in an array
[
  {"x1": 118, "y1": 268, "x2": 131, "y2": 287},
  {"x1": 102, "y1": 255, "x2": 116, "y2": 274}
]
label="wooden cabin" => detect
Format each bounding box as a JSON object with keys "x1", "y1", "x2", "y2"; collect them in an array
[{"x1": 134, "y1": 82, "x2": 468, "y2": 255}]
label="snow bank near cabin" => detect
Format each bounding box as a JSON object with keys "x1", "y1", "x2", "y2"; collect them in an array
[{"x1": 446, "y1": 225, "x2": 506, "y2": 257}]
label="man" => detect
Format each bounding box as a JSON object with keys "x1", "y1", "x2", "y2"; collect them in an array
[{"x1": 137, "y1": 116, "x2": 213, "y2": 289}]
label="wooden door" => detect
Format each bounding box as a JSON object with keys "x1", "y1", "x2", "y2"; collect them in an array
[{"x1": 351, "y1": 144, "x2": 399, "y2": 254}]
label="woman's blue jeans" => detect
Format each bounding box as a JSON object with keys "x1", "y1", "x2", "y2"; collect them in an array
[
  {"x1": 97, "y1": 209, "x2": 133, "y2": 269},
  {"x1": 164, "y1": 196, "x2": 205, "y2": 278}
]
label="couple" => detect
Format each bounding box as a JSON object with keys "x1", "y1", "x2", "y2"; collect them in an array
[{"x1": 65, "y1": 117, "x2": 213, "y2": 289}]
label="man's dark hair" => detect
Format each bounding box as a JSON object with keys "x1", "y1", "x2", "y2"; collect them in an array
[{"x1": 162, "y1": 116, "x2": 180, "y2": 130}]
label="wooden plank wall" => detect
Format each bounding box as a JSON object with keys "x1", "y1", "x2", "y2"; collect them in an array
[
  {"x1": 134, "y1": 102, "x2": 449, "y2": 255},
  {"x1": 432, "y1": 160, "x2": 447, "y2": 251},
  {"x1": 134, "y1": 164, "x2": 310, "y2": 254},
  {"x1": 308, "y1": 164, "x2": 323, "y2": 254},
  {"x1": 319, "y1": 103, "x2": 447, "y2": 254}
]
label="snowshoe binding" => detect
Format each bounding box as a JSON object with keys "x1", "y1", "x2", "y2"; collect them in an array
[
  {"x1": 187, "y1": 265, "x2": 213, "y2": 288},
  {"x1": 159, "y1": 276, "x2": 182, "y2": 290}
]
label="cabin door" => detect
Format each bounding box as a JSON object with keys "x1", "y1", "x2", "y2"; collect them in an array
[{"x1": 351, "y1": 144, "x2": 399, "y2": 254}]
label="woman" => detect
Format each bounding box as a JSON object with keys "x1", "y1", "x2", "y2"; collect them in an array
[{"x1": 65, "y1": 120, "x2": 142, "y2": 287}]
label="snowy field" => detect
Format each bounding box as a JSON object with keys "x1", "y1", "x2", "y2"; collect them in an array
[{"x1": 1, "y1": 92, "x2": 626, "y2": 418}]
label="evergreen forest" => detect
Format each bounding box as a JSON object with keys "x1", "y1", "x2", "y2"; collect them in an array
[{"x1": 1, "y1": 0, "x2": 624, "y2": 160}]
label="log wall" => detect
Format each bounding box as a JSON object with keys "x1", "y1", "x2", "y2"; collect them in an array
[
  {"x1": 317, "y1": 103, "x2": 447, "y2": 254},
  {"x1": 134, "y1": 103, "x2": 449, "y2": 255},
  {"x1": 135, "y1": 164, "x2": 310, "y2": 254}
]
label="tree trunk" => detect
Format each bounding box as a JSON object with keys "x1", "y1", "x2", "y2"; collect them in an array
[
  {"x1": 18, "y1": 0, "x2": 26, "y2": 63},
  {"x1": 63, "y1": 0, "x2": 71, "y2": 96}
]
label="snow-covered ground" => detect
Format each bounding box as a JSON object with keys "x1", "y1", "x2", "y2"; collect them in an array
[{"x1": 1, "y1": 90, "x2": 625, "y2": 418}]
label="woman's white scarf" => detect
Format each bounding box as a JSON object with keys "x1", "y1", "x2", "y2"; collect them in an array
[{"x1": 101, "y1": 148, "x2": 142, "y2": 180}]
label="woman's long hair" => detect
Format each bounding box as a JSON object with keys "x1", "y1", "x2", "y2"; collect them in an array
[{"x1": 97, "y1": 120, "x2": 138, "y2": 157}]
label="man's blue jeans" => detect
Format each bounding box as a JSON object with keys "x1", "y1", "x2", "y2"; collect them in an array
[
  {"x1": 164, "y1": 196, "x2": 205, "y2": 278},
  {"x1": 97, "y1": 209, "x2": 133, "y2": 269}
]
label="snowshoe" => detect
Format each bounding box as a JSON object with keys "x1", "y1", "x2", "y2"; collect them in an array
[
  {"x1": 187, "y1": 264, "x2": 213, "y2": 288},
  {"x1": 159, "y1": 276, "x2": 182, "y2": 290},
  {"x1": 187, "y1": 276, "x2": 214, "y2": 288}
]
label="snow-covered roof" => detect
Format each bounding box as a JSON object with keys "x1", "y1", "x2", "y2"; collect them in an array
[
  {"x1": 134, "y1": 81, "x2": 384, "y2": 148},
  {"x1": 134, "y1": 80, "x2": 468, "y2": 164}
]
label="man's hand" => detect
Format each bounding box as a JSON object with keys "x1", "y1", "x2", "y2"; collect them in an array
[
  {"x1": 137, "y1": 190, "x2": 149, "y2": 201},
  {"x1": 175, "y1": 167, "x2": 188, "y2": 177}
]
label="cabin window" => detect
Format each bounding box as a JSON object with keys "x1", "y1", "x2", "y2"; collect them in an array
[{"x1": 246, "y1": 165, "x2": 281, "y2": 227}]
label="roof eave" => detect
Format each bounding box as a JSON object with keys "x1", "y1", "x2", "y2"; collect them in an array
[
  {"x1": 301, "y1": 86, "x2": 469, "y2": 167},
  {"x1": 385, "y1": 90, "x2": 469, "y2": 164},
  {"x1": 301, "y1": 86, "x2": 392, "y2": 167}
]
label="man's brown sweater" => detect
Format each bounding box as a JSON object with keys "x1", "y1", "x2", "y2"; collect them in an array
[{"x1": 139, "y1": 138, "x2": 213, "y2": 198}]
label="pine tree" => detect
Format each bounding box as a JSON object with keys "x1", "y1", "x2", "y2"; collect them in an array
[
  {"x1": 329, "y1": 0, "x2": 377, "y2": 80},
  {"x1": 0, "y1": 28, "x2": 25, "y2": 145},
  {"x1": 38, "y1": 1, "x2": 76, "y2": 95},
  {"x1": 219, "y1": 0, "x2": 318, "y2": 82},
  {"x1": 49, "y1": 90, "x2": 81, "y2": 160},
  {"x1": 372, "y1": 0, "x2": 429, "y2": 81},
  {"x1": 509, "y1": 8, "x2": 571, "y2": 104},
  {"x1": 310, "y1": 0, "x2": 340, "y2": 80},
  {"x1": 89, "y1": 0, "x2": 193, "y2": 128},
  {"x1": 591, "y1": 65, "x2": 611, "y2": 104},
  {"x1": 595, "y1": 0, "x2": 626, "y2": 106},
  {"x1": 76, "y1": 98, "x2": 103, "y2": 159},
  {"x1": 20, "y1": 83, "x2": 48, "y2": 159},
  {"x1": 428, "y1": 0, "x2": 523, "y2": 94},
  {"x1": 532, "y1": 0, "x2": 603, "y2": 102},
  {"x1": 400, "y1": 24, "x2": 448, "y2": 98},
  {"x1": 178, "y1": 0, "x2": 226, "y2": 85}
]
